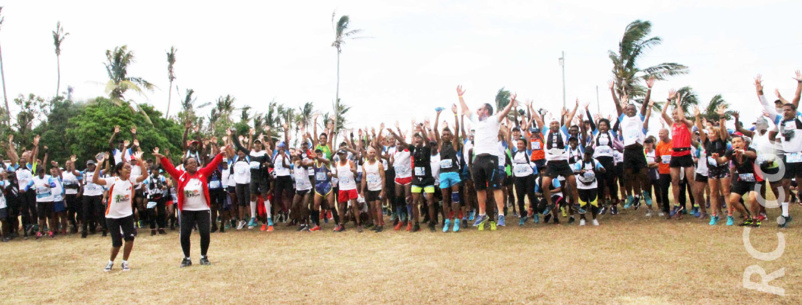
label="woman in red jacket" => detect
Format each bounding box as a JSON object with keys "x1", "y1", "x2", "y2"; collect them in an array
[{"x1": 153, "y1": 144, "x2": 228, "y2": 267}]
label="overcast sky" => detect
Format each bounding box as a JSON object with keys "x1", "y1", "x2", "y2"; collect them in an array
[{"x1": 2, "y1": 0, "x2": 801, "y2": 134}]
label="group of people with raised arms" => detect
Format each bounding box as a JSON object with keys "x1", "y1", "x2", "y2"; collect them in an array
[{"x1": 0, "y1": 73, "x2": 799, "y2": 271}]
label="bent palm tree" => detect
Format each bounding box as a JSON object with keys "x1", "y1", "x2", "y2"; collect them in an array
[
  {"x1": 52, "y1": 21, "x2": 68, "y2": 98},
  {"x1": 0, "y1": 7, "x2": 9, "y2": 126},
  {"x1": 165, "y1": 46, "x2": 177, "y2": 118},
  {"x1": 104, "y1": 45, "x2": 155, "y2": 124},
  {"x1": 331, "y1": 12, "x2": 362, "y2": 137},
  {"x1": 609, "y1": 20, "x2": 687, "y2": 105}
]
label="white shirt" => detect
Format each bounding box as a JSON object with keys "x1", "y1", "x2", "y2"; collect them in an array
[
  {"x1": 393, "y1": 149, "x2": 412, "y2": 178},
  {"x1": 429, "y1": 153, "x2": 441, "y2": 186},
  {"x1": 472, "y1": 114, "x2": 501, "y2": 155},
  {"x1": 336, "y1": 160, "x2": 357, "y2": 191},
  {"x1": 29, "y1": 175, "x2": 55, "y2": 202},
  {"x1": 83, "y1": 171, "x2": 105, "y2": 197},
  {"x1": 619, "y1": 113, "x2": 646, "y2": 146},
  {"x1": 364, "y1": 160, "x2": 383, "y2": 192},
  {"x1": 273, "y1": 153, "x2": 291, "y2": 176},
  {"x1": 130, "y1": 163, "x2": 143, "y2": 189},
  {"x1": 62, "y1": 172, "x2": 80, "y2": 195},
  {"x1": 232, "y1": 160, "x2": 251, "y2": 184},
  {"x1": 293, "y1": 165, "x2": 312, "y2": 191},
  {"x1": 104, "y1": 176, "x2": 135, "y2": 219},
  {"x1": 512, "y1": 151, "x2": 534, "y2": 177},
  {"x1": 51, "y1": 178, "x2": 64, "y2": 202},
  {"x1": 16, "y1": 166, "x2": 33, "y2": 192},
  {"x1": 182, "y1": 178, "x2": 209, "y2": 211}
]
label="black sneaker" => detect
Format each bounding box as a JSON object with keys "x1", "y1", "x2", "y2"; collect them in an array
[
  {"x1": 81, "y1": 231, "x2": 87, "y2": 238},
  {"x1": 210, "y1": 225, "x2": 218, "y2": 233},
  {"x1": 180, "y1": 258, "x2": 192, "y2": 267},
  {"x1": 411, "y1": 223, "x2": 420, "y2": 232},
  {"x1": 158, "y1": 229, "x2": 167, "y2": 235},
  {"x1": 544, "y1": 214, "x2": 552, "y2": 223},
  {"x1": 151, "y1": 230, "x2": 156, "y2": 236},
  {"x1": 599, "y1": 206, "x2": 607, "y2": 215},
  {"x1": 199, "y1": 256, "x2": 211, "y2": 266},
  {"x1": 428, "y1": 222, "x2": 436, "y2": 232},
  {"x1": 102, "y1": 229, "x2": 108, "y2": 237},
  {"x1": 633, "y1": 197, "x2": 641, "y2": 210},
  {"x1": 611, "y1": 205, "x2": 618, "y2": 215},
  {"x1": 568, "y1": 216, "x2": 575, "y2": 224},
  {"x1": 375, "y1": 226, "x2": 383, "y2": 233}
]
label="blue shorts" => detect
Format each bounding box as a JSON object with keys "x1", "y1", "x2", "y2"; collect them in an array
[
  {"x1": 315, "y1": 182, "x2": 332, "y2": 196},
  {"x1": 53, "y1": 200, "x2": 66, "y2": 213},
  {"x1": 439, "y1": 172, "x2": 462, "y2": 189}
]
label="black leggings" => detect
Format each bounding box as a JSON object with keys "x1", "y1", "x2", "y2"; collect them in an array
[
  {"x1": 513, "y1": 174, "x2": 536, "y2": 218},
  {"x1": 180, "y1": 210, "x2": 210, "y2": 258},
  {"x1": 235, "y1": 184, "x2": 250, "y2": 207},
  {"x1": 106, "y1": 215, "x2": 135, "y2": 247},
  {"x1": 658, "y1": 174, "x2": 671, "y2": 213},
  {"x1": 20, "y1": 190, "x2": 36, "y2": 228},
  {"x1": 82, "y1": 195, "x2": 106, "y2": 232},
  {"x1": 148, "y1": 198, "x2": 166, "y2": 229}
]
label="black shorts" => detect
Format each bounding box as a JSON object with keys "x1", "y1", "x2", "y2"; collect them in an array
[
  {"x1": 471, "y1": 154, "x2": 501, "y2": 191},
  {"x1": 695, "y1": 173, "x2": 708, "y2": 183},
  {"x1": 227, "y1": 186, "x2": 236, "y2": 193},
  {"x1": 106, "y1": 215, "x2": 136, "y2": 247},
  {"x1": 365, "y1": 190, "x2": 382, "y2": 202},
  {"x1": 545, "y1": 160, "x2": 574, "y2": 178},
  {"x1": 708, "y1": 166, "x2": 730, "y2": 179},
  {"x1": 623, "y1": 145, "x2": 647, "y2": 171},
  {"x1": 577, "y1": 188, "x2": 598, "y2": 208},
  {"x1": 731, "y1": 180, "x2": 757, "y2": 196},
  {"x1": 37, "y1": 201, "x2": 54, "y2": 219},
  {"x1": 0, "y1": 207, "x2": 7, "y2": 219},
  {"x1": 503, "y1": 174, "x2": 513, "y2": 187},
  {"x1": 235, "y1": 183, "x2": 250, "y2": 207},
  {"x1": 274, "y1": 175, "x2": 293, "y2": 197},
  {"x1": 250, "y1": 177, "x2": 270, "y2": 195},
  {"x1": 295, "y1": 189, "x2": 311, "y2": 196},
  {"x1": 783, "y1": 160, "x2": 802, "y2": 179},
  {"x1": 532, "y1": 159, "x2": 547, "y2": 172},
  {"x1": 669, "y1": 154, "x2": 694, "y2": 168},
  {"x1": 759, "y1": 164, "x2": 782, "y2": 183}
]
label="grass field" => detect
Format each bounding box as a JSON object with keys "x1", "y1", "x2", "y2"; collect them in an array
[{"x1": 1, "y1": 205, "x2": 800, "y2": 305}]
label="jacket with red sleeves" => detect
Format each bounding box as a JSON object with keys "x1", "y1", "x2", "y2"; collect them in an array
[{"x1": 159, "y1": 152, "x2": 224, "y2": 211}]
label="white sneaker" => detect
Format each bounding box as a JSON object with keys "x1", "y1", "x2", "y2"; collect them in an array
[
  {"x1": 645, "y1": 210, "x2": 653, "y2": 217},
  {"x1": 592, "y1": 219, "x2": 599, "y2": 226},
  {"x1": 658, "y1": 211, "x2": 665, "y2": 217},
  {"x1": 121, "y1": 261, "x2": 130, "y2": 271},
  {"x1": 236, "y1": 221, "x2": 245, "y2": 230},
  {"x1": 579, "y1": 219, "x2": 586, "y2": 226},
  {"x1": 104, "y1": 261, "x2": 113, "y2": 272}
]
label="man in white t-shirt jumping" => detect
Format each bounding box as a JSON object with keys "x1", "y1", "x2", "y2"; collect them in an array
[{"x1": 456, "y1": 85, "x2": 517, "y2": 229}]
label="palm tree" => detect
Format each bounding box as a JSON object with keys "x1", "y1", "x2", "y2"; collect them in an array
[
  {"x1": 104, "y1": 45, "x2": 155, "y2": 124},
  {"x1": 331, "y1": 12, "x2": 362, "y2": 136},
  {"x1": 700, "y1": 94, "x2": 733, "y2": 122},
  {"x1": 0, "y1": 7, "x2": 9, "y2": 126},
  {"x1": 298, "y1": 101, "x2": 314, "y2": 129},
  {"x1": 609, "y1": 20, "x2": 688, "y2": 104},
  {"x1": 675, "y1": 86, "x2": 699, "y2": 114},
  {"x1": 165, "y1": 46, "x2": 177, "y2": 118},
  {"x1": 177, "y1": 88, "x2": 210, "y2": 126},
  {"x1": 52, "y1": 21, "x2": 68, "y2": 98}
]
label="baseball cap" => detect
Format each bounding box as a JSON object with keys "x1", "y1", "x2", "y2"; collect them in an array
[{"x1": 86, "y1": 160, "x2": 96, "y2": 166}]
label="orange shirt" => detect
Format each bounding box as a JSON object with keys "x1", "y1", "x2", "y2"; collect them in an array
[
  {"x1": 655, "y1": 140, "x2": 673, "y2": 174},
  {"x1": 528, "y1": 133, "x2": 545, "y2": 161}
]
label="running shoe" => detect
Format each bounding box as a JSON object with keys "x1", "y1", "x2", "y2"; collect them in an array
[
  {"x1": 544, "y1": 214, "x2": 552, "y2": 223},
  {"x1": 592, "y1": 219, "x2": 599, "y2": 226},
  {"x1": 757, "y1": 213, "x2": 767, "y2": 222},
  {"x1": 726, "y1": 216, "x2": 735, "y2": 226},
  {"x1": 104, "y1": 261, "x2": 113, "y2": 272},
  {"x1": 624, "y1": 195, "x2": 634, "y2": 209},
  {"x1": 568, "y1": 216, "x2": 575, "y2": 224},
  {"x1": 180, "y1": 258, "x2": 192, "y2": 268},
  {"x1": 579, "y1": 219, "x2": 586, "y2": 226},
  {"x1": 643, "y1": 192, "x2": 652, "y2": 206},
  {"x1": 48, "y1": 231, "x2": 54, "y2": 238},
  {"x1": 151, "y1": 230, "x2": 157, "y2": 236},
  {"x1": 468, "y1": 211, "x2": 475, "y2": 221},
  {"x1": 406, "y1": 222, "x2": 413, "y2": 232},
  {"x1": 610, "y1": 205, "x2": 618, "y2": 215},
  {"x1": 375, "y1": 226, "x2": 384, "y2": 233},
  {"x1": 333, "y1": 225, "x2": 345, "y2": 232},
  {"x1": 778, "y1": 215, "x2": 792, "y2": 228},
  {"x1": 533, "y1": 214, "x2": 540, "y2": 224},
  {"x1": 693, "y1": 208, "x2": 701, "y2": 218},
  {"x1": 478, "y1": 221, "x2": 485, "y2": 231},
  {"x1": 297, "y1": 224, "x2": 308, "y2": 231},
  {"x1": 200, "y1": 256, "x2": 211, "y2": 266},
  {"x1": 752, "y1": 219, "x2": 762, "y2": 227},
  {"x1": 709, "y1": 215, "x2": 719, "y2": 225},
  {"x1": 453, "y1": 220, "x2": 460, "y2": 232},
  {"x1": 36, "y1": 232, "x2": 42, "y2": 239},
  {"x1": 248, "y1": 217, "x2": 257, "y2": 229},
  {"x1": 599, "y1": 206, "x2": 607, "y2": 215},
  {"x1": 81, "y1": 231, "x2": 88, "y2": 238},
  {"x1": 412, "y1": 223, "x2": 420, "y2": 232},
  {"x1": 462, "y1": 219, "x2": 468, "y2": 228},
  {"x1": 260, "y1": 224, "x2": 267, "y2": 231},
  {"x1": 542, "y1": 205, "x2": 552, "y2": 216},
  {"x1": 489, "y1": 221, "x2": 497, "y2": 231},
  {"x1": 518, "y1": 217, "x2": 527, "y2": 226},
  {"x1": 393, "y1": 221, "x2": 404, "y2": 231},
  {"x1": 739, "y1": 218, "x2": 753, "y2": 227},
  {"x1": 266, "y1": 225, "x2": 274, "y2": 232},
  {"x1": 658, "y1": 211, "x2": 665, "y2": 217},
  {"x1": 236, "y1": 221, "x2": 245, "y2": 230},
  {"x1": 561, "y1": 206, "x2": 568, "y2": 217},
  {"x1": 121, "y1": 261, "x2": 130, "y2": 271},
  {"x1": 443, "y1": 219, "x2": 451, "y2": 233},
  {"x1": 670, "y1": 206, "x2": 684, "y2": 218},
  {"x1": 645, "y1": 210, "x2": 653, "y2": 217},
  {"x1": 633, "y1": 197, "x2": 641, "y2": 210},
  {"x1": 513, "y1": 212, "x2": 520, "y2": 218},
  {"x1": 472, "y1": 214, "x2": 488, "y2": 227},
  {"x1": 310, "y1": 225, "x2": 321, "y2": 232},
  {"x1": 428, "y1": 222, "x2": 435, "y2": 232},
  {"x1": 497, "y1": 215, "x2": 506, "y2": 227},
  {"x1": 358, "y1": 225, "x2": 364, "y2": 233},
  {"x1": 159, "y1": 229, "x2": 167, "y2": 235}
]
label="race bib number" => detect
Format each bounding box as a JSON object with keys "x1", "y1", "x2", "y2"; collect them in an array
[
  {"x1": 786, "y1": 152, "x2": 802, "y2": 163},
  {"x1": 531, "y1": 142, "x2": 541, "y2": 150},
  {"x1": 707, "y1": 156, "x2": 718, "y2": 166},
  {"x1": 596, "y1": 146, "x2": 611, "y2": 155},
  {"x1": 439, "y1": 159, "x2": 453, "y2": 169},
  {"x1": 367, "y1": 173, "x2": 380, "y2": 184},
  {"x1": 414, "y1": 167, "x2": 426, "y2": 176},
  {"x1": 209, "y1": 180, "x2": 221, "y2": 189},
  {"x1": 625, "y1": 129, "x2": 640, "y2": 142},
  {"x1": 661, "y1": 155, "x2": 671, "y2": 164},
  {"x1": 338, "y1": 176, "x2": 352, "y2": 185},
  {"x1": 316, "y1": 172, "x2": 328, "y2": 181},
  {"x1": 35, "y1": 185, "x2": 50, "y2": 195},
  {"x1": 513, "y1": 164, "x2": 531, "y2": 175},
  {"x1": 147, "y1": 201, "x2": 158, "y2": 209},
  {"x1": 249, "y1": 161, "x2": 261, "y2": 170},
  {"x1": 549, "y1": 148, "x2": 564, "y2": 156},
  {"x1": 739, "y1": 173, "x2": 756, "y2": 182}
]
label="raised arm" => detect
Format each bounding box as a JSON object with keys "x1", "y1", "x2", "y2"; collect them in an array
[
  {"x1": 585, "y1": 105, "x2": 596, "y2": 132},
  {"x1": 661, "y1": 90, "x2": 675, "y2": 126},
  {"x1": 452, "y1": 104, "x2": 461, "y2": 148},
  {"x1": 153, "y1": 147, "x2": 181, "y2": 181},
  {"x1": 732, "y1": 111, "x2": 754, "y2": 138},
  {"x1": 694, "y1": 107, "x2": 707, "y2": 144},
  {"x1": 228, "y1": 128, "x2": 249, "y2": 155},
  {"x1": 640, "y1": 77, "x2": 655, "y2": 116},
  {"x1": 755, "y1": 75, "x2": 779, "y2": 118},
  {"x1": 109, "y1": 125, "x2": 120, "y2": 151},
  {"x1": 564, "y1": 98, "x2": 579, "y2": 127},
  {"x1": 6, "y1": 134, "x2": 18, "y2": 165},
  {"x1": 457, "y1": 85, "x2": 470, "y2": 120},
  {"x1": 92, "y1": 153, "x2": 108, "y2": 186},
  {"x1": 610, "y1": 81, "x2": 623, "y2": 117},
  {"x1": 434, "y1": 109, "x2": 442, "y2": 144},
  {"x1": 496, "y1": 93, "x2": 517, "y2": 123},
  {"x1": 792, "y1": 70, "x2": 802, "y2": 108},
  {"x1": 716, "y1": 105, "x2": 729, "y2": 141},
  {"x1": 386, "y1": 127, "x2": 408, "y2": 148}
]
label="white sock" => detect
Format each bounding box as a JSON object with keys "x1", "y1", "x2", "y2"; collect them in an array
[
  {"x1": 264, "y1": 199, "x2": 272, "y2": 220},
  {"x1": 782, "y1": 202, "x2": 790, "y2": 217},
  {"x1": 185, "y1": 257, "x2": 190, "y2": 260},
  {"x1": 250, "y1": 201, "x2": 257, "y2": 219},
  {"x1": 498, "y1": 211, "x2": 505, "y2": 217},
  {"x1": 108, "y1": 260, "x2": 113, "y2": 264},
  {"x1": 122, "y1": 260, "x2": 127, "y2": 264}
]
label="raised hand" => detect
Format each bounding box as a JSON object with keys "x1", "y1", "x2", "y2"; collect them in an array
[
  {"x1": 123, "y1": 140, "x2": 130, "y2": 147},
  {"x1": 668, "y1": 89, "x2": 677, "y2": 101},
  {"x1": 184, "y1": 120, "x2": 192, "y2": 129},
  {"x1": 133, "y1": 151, "x2": 144, "y2": 161},
  {"x1": 51, "y1": 160, "x2": 58, "y2": 167},
  {"x1": 693, "y1": 106, "x2": 701, "y2": 117},
  {"x1": 225, "y1": 128, "x2": 232, "y2": 137},
  {"x1": 762, "y1": 111, "x2": 771, "y2": 118},
  {"x1": 33, "y1": 135, "x2": 40, "y2": 146},
  {"x1": 754, "y1": 74, "x2": 764, "y2": 92},
  {"x1": 114, "y1": 125, "x2": 120, "y2": 134},
  {"x1": 794, "y1": 70, "x2": 802, "y2": 82},
  {"x1": 96, "y1": 152, "x2": 106, "y2": 163},
  {"x1": 132, "y1": 139, "x2": 140, "y2": 147},
  {"x1": 152, "y1": 147, "x2": 164, "y2": 159},
  {"x1": 249, "y1": 128, "x2": 256, "y2": 136},
  {"x1": 732, "y1": 111, "x2": 740, "y2": 120},
  {"x1": 7, "y1": 134, "x2": 12, "y2": 143},
  {"x1": 451, "y1": 103, "x2": 457, "y2": 114},
  {"x1": 456, "y1": 85, "x2": 466, "y2": 97},
  {"x1": 715, "y1": 104, "x2": 727, "y2": 116},
  {"x1": 608, "y1": 80, "x2": 615, "y2": 90},
  {"x1": 211, "y1": 136, "x2": 218, "y2": 143},
  {"x1": 193, "y1": 125, "x2": 200, "y2": 133},
  {"x1": 646, "y1": 76, "x2": 656, "y2": 89},
  {"x1": 510, "y1": 93, "x2": 518, "y2": 107},
  {"x1": 70, "y1": 155, "x2": 77, "y2": 163},
  {"x1": 130, "y1": 126, "x2": 137, "y2": 134}
]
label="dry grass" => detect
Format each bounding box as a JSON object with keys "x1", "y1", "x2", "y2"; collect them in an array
[{"x1": 1, "y1": 205, "x2": 800, "y2": 305}]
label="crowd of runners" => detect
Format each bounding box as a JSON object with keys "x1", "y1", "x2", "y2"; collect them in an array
[{"x1": 0, "y1": 75, "x2": 800, "y2": 271}]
